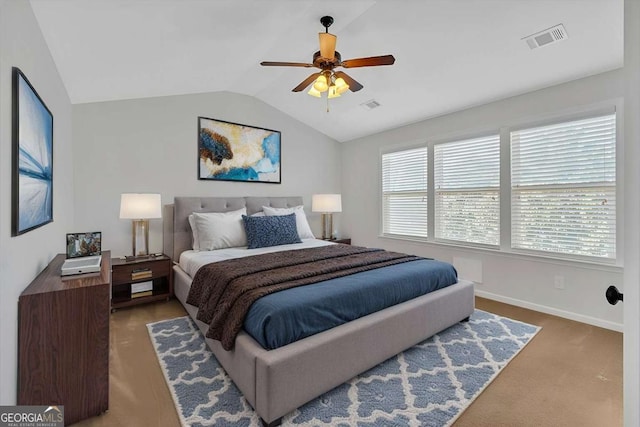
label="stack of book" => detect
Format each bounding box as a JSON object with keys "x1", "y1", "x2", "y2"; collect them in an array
[
  {"x1": 131, "y1": 268, "x2": 152, "y2": 281},
  {"x1": 131, "y1": 290, "x2": 152, "y2": 298},
  {"x1": 131, "y1": 268, "x2": 153, "y2": 299}
]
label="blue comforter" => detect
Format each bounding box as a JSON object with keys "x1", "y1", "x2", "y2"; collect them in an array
[{"x1": 243, "y1": 259, "x2": 457, "y2": 349}]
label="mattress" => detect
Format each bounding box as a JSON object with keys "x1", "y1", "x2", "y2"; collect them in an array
[{"x1": 180, "y1": 240, "x2": 458, "y2": 350}]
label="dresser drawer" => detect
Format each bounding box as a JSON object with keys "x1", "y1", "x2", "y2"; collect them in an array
[{"x1": 111, "y1": 259, "x2": 171, "y2": 285}]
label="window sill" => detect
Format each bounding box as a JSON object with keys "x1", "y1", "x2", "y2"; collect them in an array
[{"x1": 378, "y1": 234, "x2": 623, "y2": 273}]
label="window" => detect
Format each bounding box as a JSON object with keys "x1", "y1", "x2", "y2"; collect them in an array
[
  {"x1": 434, "y1": 135, "x2": 500, "y2": 246},
  {"x1": 382, "y1": 147, "x2": 428, "y2": 238},
  {"x1": 379, "y1": 109, "x2": 618, "y2": 264},
  {"x1": 511, "y1": 113, "x2": 616, "y2": 259}
]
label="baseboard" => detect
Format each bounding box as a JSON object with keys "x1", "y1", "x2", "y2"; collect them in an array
[{"x1": 475, "y1": 289, "x2": 623, "y2": 332}]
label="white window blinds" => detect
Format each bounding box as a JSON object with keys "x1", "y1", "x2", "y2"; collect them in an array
[
  {"x1": 511, "y1": 113, "x2": 616, "y2": 259},
  {"x1": 382, "y1": 147, "x2": 428, "y2": 238},
  {"x1": 434, "y1": 135, "x2": 500, "y2": 246}
]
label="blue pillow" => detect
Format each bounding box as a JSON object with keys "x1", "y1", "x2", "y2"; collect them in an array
[{"x1": 242, "y1": 213, "x2": 302, "y2": 249}]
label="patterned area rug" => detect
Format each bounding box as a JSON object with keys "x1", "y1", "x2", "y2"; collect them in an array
[{"x1": 147, "y1": 310, "x2": 539, "y2": 426}]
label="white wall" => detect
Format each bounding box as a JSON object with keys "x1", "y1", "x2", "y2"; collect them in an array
[
  {"x1": 72, "y1": 91, "x2": 342, "y2": 257},
  {"x1": 0, "y1": 0, "x2": 74, "y2": 404},
  {"x1": 342, "y1": 69, "x2": 625, "y2": 330},
  {"x1": 623, "y1": 0, "x2": 640, "y2": 424}
]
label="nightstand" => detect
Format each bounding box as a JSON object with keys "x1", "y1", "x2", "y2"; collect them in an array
[
  {"x1": 326, "y1": 238, "x2": 351, "y2": 245},
  {"x1": 111, "y1": 254, "x2": 173, "y2": 311}
]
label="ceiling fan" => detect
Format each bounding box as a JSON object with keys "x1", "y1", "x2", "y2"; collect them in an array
[{"x1": 260, "y1": 16, "x2": 395, "y2": 99}]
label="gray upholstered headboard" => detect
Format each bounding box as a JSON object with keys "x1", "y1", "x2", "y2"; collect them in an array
[{"x1": 163, "y1": 196, "x2": 304, "y2": 261}]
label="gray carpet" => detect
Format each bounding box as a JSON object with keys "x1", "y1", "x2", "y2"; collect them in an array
[{"x1": 148, "y1": 309, "x2": 539, "y2": 426}]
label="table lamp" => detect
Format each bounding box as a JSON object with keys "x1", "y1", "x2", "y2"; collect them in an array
[
  {"x1": 119, "y1": 193, "x2": 161, "y2": 258},
  {"x1": 312, "y1": 194, "x2": 342, "y2": 240}
]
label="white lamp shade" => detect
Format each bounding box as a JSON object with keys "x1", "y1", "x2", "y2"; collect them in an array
[
  {"x1": 307, "y1": 86, "x2": 322, "y2": 98},
  {"x1": 312, "y1": 194, "x2": 342, "y2": 213},
  {"x1": 119, "y1": 193, "x2": 162, "y2": 219},
  {"x1": 335, "y1": 77, "x2": 349, "y2": 94},
  {"x1": 313, "y1": 74, "x2": 328, "y2": 92},
  {"x1": 327, "y1": 85, "x2": 341, "y2": 99}
]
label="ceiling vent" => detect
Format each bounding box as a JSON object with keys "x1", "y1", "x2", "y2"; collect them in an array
[
  {"x1": 523, "y1": 24, "x2": 568, "y2": 49},
  {"x1": 361, "y1": 99, "x2": 381, "y2": 110}
]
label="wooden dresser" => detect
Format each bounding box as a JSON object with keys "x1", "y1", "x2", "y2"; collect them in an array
[{"x1": 18, "y1": 252, "x2": 111, "y2": 425}]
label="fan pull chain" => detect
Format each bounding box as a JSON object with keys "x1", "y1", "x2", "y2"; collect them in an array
[{"x1": 326, "y1": 95, "x2": 330, "y2": 113}]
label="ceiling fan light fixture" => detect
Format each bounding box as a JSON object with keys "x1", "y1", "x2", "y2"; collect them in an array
[
  {"x1": 319, "y1": 32, "x2": 337, "y2": 60},
  {"x1": 260, "y1": 14, "x2": 394, "y2": 104},
  {"x1": 313, "y1": 74, "x2": 328, "y2": 92},
  {"x1": 307, "y1": 86, "x2": 322, "y2": 97}
]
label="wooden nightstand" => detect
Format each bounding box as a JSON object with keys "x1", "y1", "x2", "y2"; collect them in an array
[
  {"x1": 325, "y1": 238, "x2": 351, "y2": 245},
  {"x1": 111, "y1": 254, "x2": 173, "y2": 311},
  {"x1": 334, "y1": 238, "x2": 351, "y2": 244}
]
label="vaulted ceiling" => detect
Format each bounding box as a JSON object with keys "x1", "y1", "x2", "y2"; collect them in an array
[{"x1": 30, "y1": 0, "x2": 623, "y2": 142}]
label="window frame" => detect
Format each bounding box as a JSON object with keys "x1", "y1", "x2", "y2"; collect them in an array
[
  {"x1": 380, "y1": 143, "x2": 429, "y2": 240},
  {"x1": 433, "y1": 134, "x2": 501, "y2": 249},
  {"x1": 509, "y1": 110, "x2": 618, "y2": 263},
  {"x1": 378, "y1": 102, "x2": 622, "y2": 267}
]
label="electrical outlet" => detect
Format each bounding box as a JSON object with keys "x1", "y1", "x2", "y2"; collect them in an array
[{"x1": 554, "y1": 275, "x2": 565, "y2": 290}]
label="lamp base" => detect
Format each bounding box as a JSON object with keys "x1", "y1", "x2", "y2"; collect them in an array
[
  {"x1": 320, "y1": 213, "x2": 334, "y2": 240},
  {"x1": 131, "y1": 219, "x2": 150, "y2": 257}
]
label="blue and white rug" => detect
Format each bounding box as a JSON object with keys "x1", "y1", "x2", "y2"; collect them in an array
[{"x1": 147, "y1": 310, "x2": 539, "y2": 426}]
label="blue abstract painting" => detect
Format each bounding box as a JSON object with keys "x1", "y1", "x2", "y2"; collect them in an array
[
  {"x1": 12, "y1": 68, "x2": 53, "y2": 236},
  {"x1": 198, "y1": 117, "x2": 281, "y2": 183}
]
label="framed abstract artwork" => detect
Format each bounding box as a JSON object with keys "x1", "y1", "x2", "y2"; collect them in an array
[
  {"x1": 12, "y1": 67, "x2": 53, "y2": 236},
  {"x1": 198, "y1": 117, "x2": 281, "y2": 184}
]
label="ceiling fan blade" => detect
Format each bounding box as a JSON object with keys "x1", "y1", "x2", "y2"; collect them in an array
[
  {"x1": 319, "y1": 32, "x2": 337, "y2": 60},
  {"x1": 341, "y1": 55, "x2": 395, "y2": 68},
  {"x1": 334, "y1": 71, "x2": 363, "y2": 92},
  {"x1": 292, "y1": 72, "x2": 321, "y2": 92},
  {"x1": 260, "y1": 61, "x2": 314, "y2": 68}
]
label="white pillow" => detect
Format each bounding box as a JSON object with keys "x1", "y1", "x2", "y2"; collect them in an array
[
  {"x1": 191, "y1": 208, "x2": 247, "y2": 250},
  {"x1": 188, "y1": 214, "x2": 201, "y2": 250},
  {"x1": 262, "y1": 205, "x2": 315, "y2": 239}
]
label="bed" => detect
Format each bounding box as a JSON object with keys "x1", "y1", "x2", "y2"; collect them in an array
[{"x1": 163, "y1": 196, "x2": 475, "y2": 426}]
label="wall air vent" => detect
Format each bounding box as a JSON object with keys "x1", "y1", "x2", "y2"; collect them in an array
[
  {"x1": 360, "y1": 99, "x2": 381, "y2": 110},
  {"x1": 523, "y1": 24, "x2": 568, "y2": 50}
]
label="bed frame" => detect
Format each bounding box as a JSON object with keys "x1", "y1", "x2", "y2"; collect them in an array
[{"x1": 163, "y1": 196, "x2": 475, "y2": 426}]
